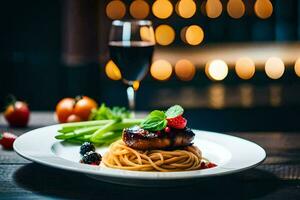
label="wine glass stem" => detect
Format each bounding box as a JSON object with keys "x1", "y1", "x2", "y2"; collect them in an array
[{"x1": 127, "y1": 86, "x2": 136, "y2": 114}]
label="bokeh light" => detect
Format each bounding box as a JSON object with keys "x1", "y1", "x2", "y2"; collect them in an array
[
  {"x1": 254, "y1": 0, "x2": 273, "y2": 19},
  {"x1": 132, "y1": 81, "x2": 140, "y2": 91},
  {"x1": 177, "y1": 0, "x2": 196, "y2": 19},
  {"x1": 106, "y1": 0, "x2": 126, "y2": 20},
  {"x1": 140, "y1": 26, "x2": 155, "y2": 43},
  {"x1": 105, "y1": 60, "x2": 122, "y2": 80},
  {"x1": 155, "y1": 25, "x2": 175, "y2": 46},
  {"x1": 150, "y1": 60, "x2": 173, "y2": 81},
  {"x1": 295, "y1": 58, "x2": 300, "y2": 77},
  {"x1": 265, "y1": 57, "x2": 285, "y2": 79},
  {"x1": 185, "y1": 25, "x2": 204, "y2": 46},
  {"x1": 180, "y1": 26, "x2": 188, "y2": 43},
  {"x1": 130, "y1": 0, "x2": 149, "y2": 19},
  {"x1": 200, "y1": 1, "x2": 207, "y2": 16},
  {"x1": 175, "y1": 59, "x2": 196, "y2": 81},
  {"x1": 227, "y1": 0, "x2": 245, "y2": 19},
  {"x1": 209, "y1": 84, "x2": 225, "y2": 109},
  {"x1": 206, "y1": 0, "x2": 223, "y2": 18},
  {"x1": 270, "y1": 85, "x2": 282, "y2": 107},
  {"x1": 206, "y1": 59, "x2": 228, "y2": 81},
  {"x1": 240, "y1": 84, "x2": 253, "y2": 107},
  {"x1": 152, "y1": 0, "x2": 173, "y2": 19},
  {"x1": 235, "y1": 57, "x2": 255, "y2": 80}
]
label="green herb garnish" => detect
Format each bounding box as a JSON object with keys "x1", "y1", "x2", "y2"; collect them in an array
[
  {"x1": 140, "y1": 105, "x2": 184, "y2": 131},
  {"x1": 140, "y1": 110, "x2": 167, "y2": 131},
  {"x1": 165, "y1": 105, "x2": 184, "y2": 118},
  {"x1": 89, "y1": 103, "x2": 132, "y2": 121}
]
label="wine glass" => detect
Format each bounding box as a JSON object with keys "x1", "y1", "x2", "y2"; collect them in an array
[{"x1": 108, "y1": 20, "x2": 155, "y2": 112}]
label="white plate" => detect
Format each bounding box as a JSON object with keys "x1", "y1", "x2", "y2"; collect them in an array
[{"x1": 14, "y1": 125, "x2": 266, "y2": 186}]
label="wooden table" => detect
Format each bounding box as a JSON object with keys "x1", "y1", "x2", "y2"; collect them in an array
[{"x1": 0, "y1": 112, "x2": 299, "y2": 200}]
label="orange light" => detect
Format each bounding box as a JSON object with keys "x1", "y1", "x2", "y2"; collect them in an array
[
  {"x1": 140, "y1": 26, "x2": 155, "y2": 43},
  {"x1": 180, "y1": 26, "x2": 188, "y2": 43},
  {"x1": 295, "y1": 58, "x2": 300, "y2": 77},
  {"x1": 152, "y1": 0, "x2": 173, "y2": 19},
  {"x1": 106, "y1": 0, "x2": 126, "y2": 20},
  {"x1": 206, "y1": 0, "x2": 223, "y2": 18},
  {"x1": 177, "y1": 0, "x2": 196, "y2": 19},
  {"x1": 265, "y1": 57, "x2": 285, "y2": 79},
  {"x1": 206, "y1": 59, "x2": 228, "y2": 81},
  {"x1": 254, "y1": 0, "x2": 273, "y2": 19},
  {"x1": 208, "y1": 84, "x2": 225, "y2": 109},
  {"x1": 132, "y1": 81, "x2": 140, "y2": 91},
  {"x1": 235, "y1": 57, "x2": 255, "y2": 80},
  {"x1": 130, "y1": 0, "x2": 150, "y2": 19},
  {"x1": 175, "y1": 59, "x2": 196, "y2": 81},
  {"x1": 155, "y1": 24, "x2": 175, "y2": 46},
  {"x1": 240, "y1": 84, "x2": 253, "y2": 107},
  {"x1": 105, "y1": 60, "x2": 122, "y2": 80},
  {"x1": 227, "y1": 0, "x2": 245, "y2": 19},
  {"x1": 150, "y1": 60, "x2": 173, "y2": 81},
  {"x1": 185, "y1": 25, "x2": 204, "y2": 46}
]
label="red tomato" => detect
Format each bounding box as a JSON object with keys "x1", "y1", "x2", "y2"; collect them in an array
[
  {"x1": 56, "y1": 96, "x2": 98, "y2": 123},
  {"x1": 73, "y1": 96, "x2": 98, "y2": 121},
  {"x1": 55, "y1": 98, "x2": 74, "y2": 123},
  {"x1": 66, "y1": 114, "x2": 82, "y2": 123},
  {"x1": 0, "y1": 132, "x2": 17, "y2": 149},
  {"x1": 4, "y1": 101, "x2": 30, "y2": 127}
]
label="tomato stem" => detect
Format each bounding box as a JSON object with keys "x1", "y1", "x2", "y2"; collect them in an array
[{"x1": 73, "y1": 95, "x2": 83, "y2": 108}]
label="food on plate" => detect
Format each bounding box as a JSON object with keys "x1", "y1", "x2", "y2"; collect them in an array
[
  {"x1": 80, "y1": 151, "x2": 102, "y2": 165},
  {"x1": 80, "y1": 142, "x2": 95, "y2": 156},
  {"x1": 57, "y1": 104, "x2": 216, "y2": 171},
  {"x1": 56, "y1": 96, "x2": 98, "y2": 123},
  {"x1": 55, "y1": 104, "x2": 142, "y2": 145},
  {"x1": 102, "y1": 105, "x2": 217, "y2": 172},
  {"x1": 79, "y1": 142, "x2": 101, "y2": 165},
  {"x1": 4, "y1": 99, "x2": 30, "y2": 127},
  {"x1": 122, "y1": 126, "x2": 195, "y2": 150},
  {"x1": 0, "y1": 132, "x2": 17, "y2": 149}
]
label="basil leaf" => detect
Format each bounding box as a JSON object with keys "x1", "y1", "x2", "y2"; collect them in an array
[
  {"x1": 149, "y1": 110, "x2": 166, "y2": 118},
  {"x1": 140, "y1": 110, "x2": 167, "y2": 131},
  {"x1": 141, "y1": 118, "x2": 167, "y2": 131},
  {"x1": 165, "y1": 105, "x2": 184, "y2": 118}
]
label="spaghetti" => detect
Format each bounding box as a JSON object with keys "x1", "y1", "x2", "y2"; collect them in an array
[{"x1": 102, "y1": 140, "x2": 204, "y2": 172}]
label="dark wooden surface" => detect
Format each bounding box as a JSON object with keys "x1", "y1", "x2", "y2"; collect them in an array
[{"x1": 0, "y1": 112, "x2": 300, "y2": 200}]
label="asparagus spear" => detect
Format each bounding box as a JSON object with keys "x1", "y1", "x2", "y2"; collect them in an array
[
  {"x1": 90, "y1": 119, "x2": 143, "y2": 142},
  {"x1": 55, "y1": 125, "x2": 103, "y2": 140},
  {"x1": 58, "y1": 120, "x2": 113, "y2": 133},
  {"x1": 56, "y1": 118, "x2": 143, "y2": 144}
]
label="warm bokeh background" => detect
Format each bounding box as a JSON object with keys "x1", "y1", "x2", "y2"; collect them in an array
[{"x1": 1, "y1": 0, "x2": 300, "y2": 131}]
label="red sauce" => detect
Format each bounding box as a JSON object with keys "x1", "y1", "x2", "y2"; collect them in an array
[{"x1": 200, "y1": 162, "x2": 217, "y2": 169}]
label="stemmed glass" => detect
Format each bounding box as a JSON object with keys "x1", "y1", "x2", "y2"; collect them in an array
[{"x1": 108, "y1": 20, "x2": 155, "y2": 112}]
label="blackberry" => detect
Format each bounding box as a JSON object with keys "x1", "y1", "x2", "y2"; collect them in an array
[
  {"x1": 80, "y1": 151, "x2": 102, "y2": 165},
  {"x1": 80, "y1": 142, "x2": 95, "y2": 156}
]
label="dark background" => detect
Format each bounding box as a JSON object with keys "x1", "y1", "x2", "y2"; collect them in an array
[{"x1": 0, "y1": 0, "x2": 300, "y2": 131}]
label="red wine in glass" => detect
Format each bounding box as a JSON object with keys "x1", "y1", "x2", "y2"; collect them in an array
[
  {"x1": 109, "y1": 41, "x2": 154, "y2": 84},
  {"x1": 108, "y1": 20, "x2": 155, "y2": 111}
]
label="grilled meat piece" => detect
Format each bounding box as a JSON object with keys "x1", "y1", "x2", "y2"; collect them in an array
[{"x1": 122, "y1": 126, "x2": 195, "y2": 150}]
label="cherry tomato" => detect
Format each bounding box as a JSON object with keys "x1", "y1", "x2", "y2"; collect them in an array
[
  {"x1": 66, "y1": 114, "x2": 82, "y2": 123},
  {"x1": 55, "y1": 98, "x2": 74, "y2": 123},
  {"x1": 4, "y1": 101, "x2": 30, "y2": 127},
  {"x1": 73, "y1": 96, "x2": 98, "y2": 121},
  {"x1": 56, "y1": 96, "x2": 97, "y2": 123}
]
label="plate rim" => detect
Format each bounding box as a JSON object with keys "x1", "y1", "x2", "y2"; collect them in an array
[{"x1": 14, "y1": 124, "x2": 266, "y2": 180}]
